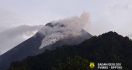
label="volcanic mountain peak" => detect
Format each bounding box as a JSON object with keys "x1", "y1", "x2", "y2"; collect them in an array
[
  {"x1": 38, "y1": 13, "x2": 91, "y2": 49},
  {"x1": 0, "y1": 13, "x2": 92, "y2": 70}
]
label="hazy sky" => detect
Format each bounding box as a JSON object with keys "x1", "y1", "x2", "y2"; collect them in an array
[{"x1": 0, "y1": 0, "x2": 132, "y2": 36}]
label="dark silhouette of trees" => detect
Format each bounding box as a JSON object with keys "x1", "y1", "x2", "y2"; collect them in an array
[{"x1": 8, "y1": 31, "x2": 132, "y2": 70}]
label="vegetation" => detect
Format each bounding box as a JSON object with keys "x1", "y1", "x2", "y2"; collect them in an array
[{"x1": 8, "y1": 31, "x2": 132, "y2": 70}]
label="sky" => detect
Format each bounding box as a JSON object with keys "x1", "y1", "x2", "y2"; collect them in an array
[{"x1": 0, "y1": 0, "x2": 132, "y2": 36}]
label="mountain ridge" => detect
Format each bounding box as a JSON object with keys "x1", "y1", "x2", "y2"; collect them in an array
[
  {"x1": 8, "y1": 31, "x2": 132, "y2": 70},
  {"x1": 0, "y1": 13, "x2": 92, "y2": 70},
  {"x1": 0, "y1": 29, "x2": 91, "y2": 70}
]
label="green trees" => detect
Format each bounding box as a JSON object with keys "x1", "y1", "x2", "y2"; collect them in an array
[
  {"x1": 52, "y1": 56, "x2": 89, "y2": 70},
  {"x1": 9, "y1": 61, "x2": 29, "y2": 70}
]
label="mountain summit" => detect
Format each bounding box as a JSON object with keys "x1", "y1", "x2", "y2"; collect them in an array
[{"x1": 0, "y1": 13, "x2": 92, "y2": 70}]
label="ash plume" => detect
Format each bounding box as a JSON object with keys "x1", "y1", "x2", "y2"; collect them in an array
[{"x1": 39, "y1": 12, "x2": 91, "y2": 49}]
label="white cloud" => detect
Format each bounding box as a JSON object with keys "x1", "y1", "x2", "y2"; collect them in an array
[{"x1": 0, "y1": 25, "x2": 42, "y2": 54}]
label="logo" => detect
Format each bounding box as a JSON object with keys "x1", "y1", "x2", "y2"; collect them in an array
[
  {"x1": 89, "y1": 62, "x2": 95, "y2": 69},
  {"x1": 88, "y1": 62, "x2": 122, "y2": 70}
]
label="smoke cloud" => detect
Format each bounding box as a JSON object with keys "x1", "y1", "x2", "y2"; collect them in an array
[{"x1": 39, "y1": 12, "x2": 91, "y2": 49}]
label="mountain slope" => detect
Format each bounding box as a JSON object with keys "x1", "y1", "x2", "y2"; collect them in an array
[
  {"x1": 0, "y1": 13, "x2": 92, "y2": 70},
  {"x1": 0, "y1": 33, "x2": 44, "y2": 70},
  {"x1": 0, "y1": 25, "x2": 42, "y2": 54},
  {"x1": 8, "y1": 31, "x2": 132, "y2": 70}
]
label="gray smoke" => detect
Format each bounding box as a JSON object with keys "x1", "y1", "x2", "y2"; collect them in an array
[{"x1": 39, "y1": 12, "x2": 91, "y2": 49}]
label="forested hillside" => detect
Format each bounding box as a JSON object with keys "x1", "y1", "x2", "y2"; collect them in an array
[{"x1": 9, "y1": 32, "x2": 132, "y2": 70}]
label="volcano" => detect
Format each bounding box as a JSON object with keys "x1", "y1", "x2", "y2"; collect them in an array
[{"x1": 0, "y1": 13, "x2": 92, "y2": 70}]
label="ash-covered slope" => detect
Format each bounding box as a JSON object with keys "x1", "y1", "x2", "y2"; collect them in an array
[
  {"x1": 0, "y1": 13, "x2": 92, "y2": 70},
  {"x1": 9, "y1": 32, "x2": 132, "y2": 70}
]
